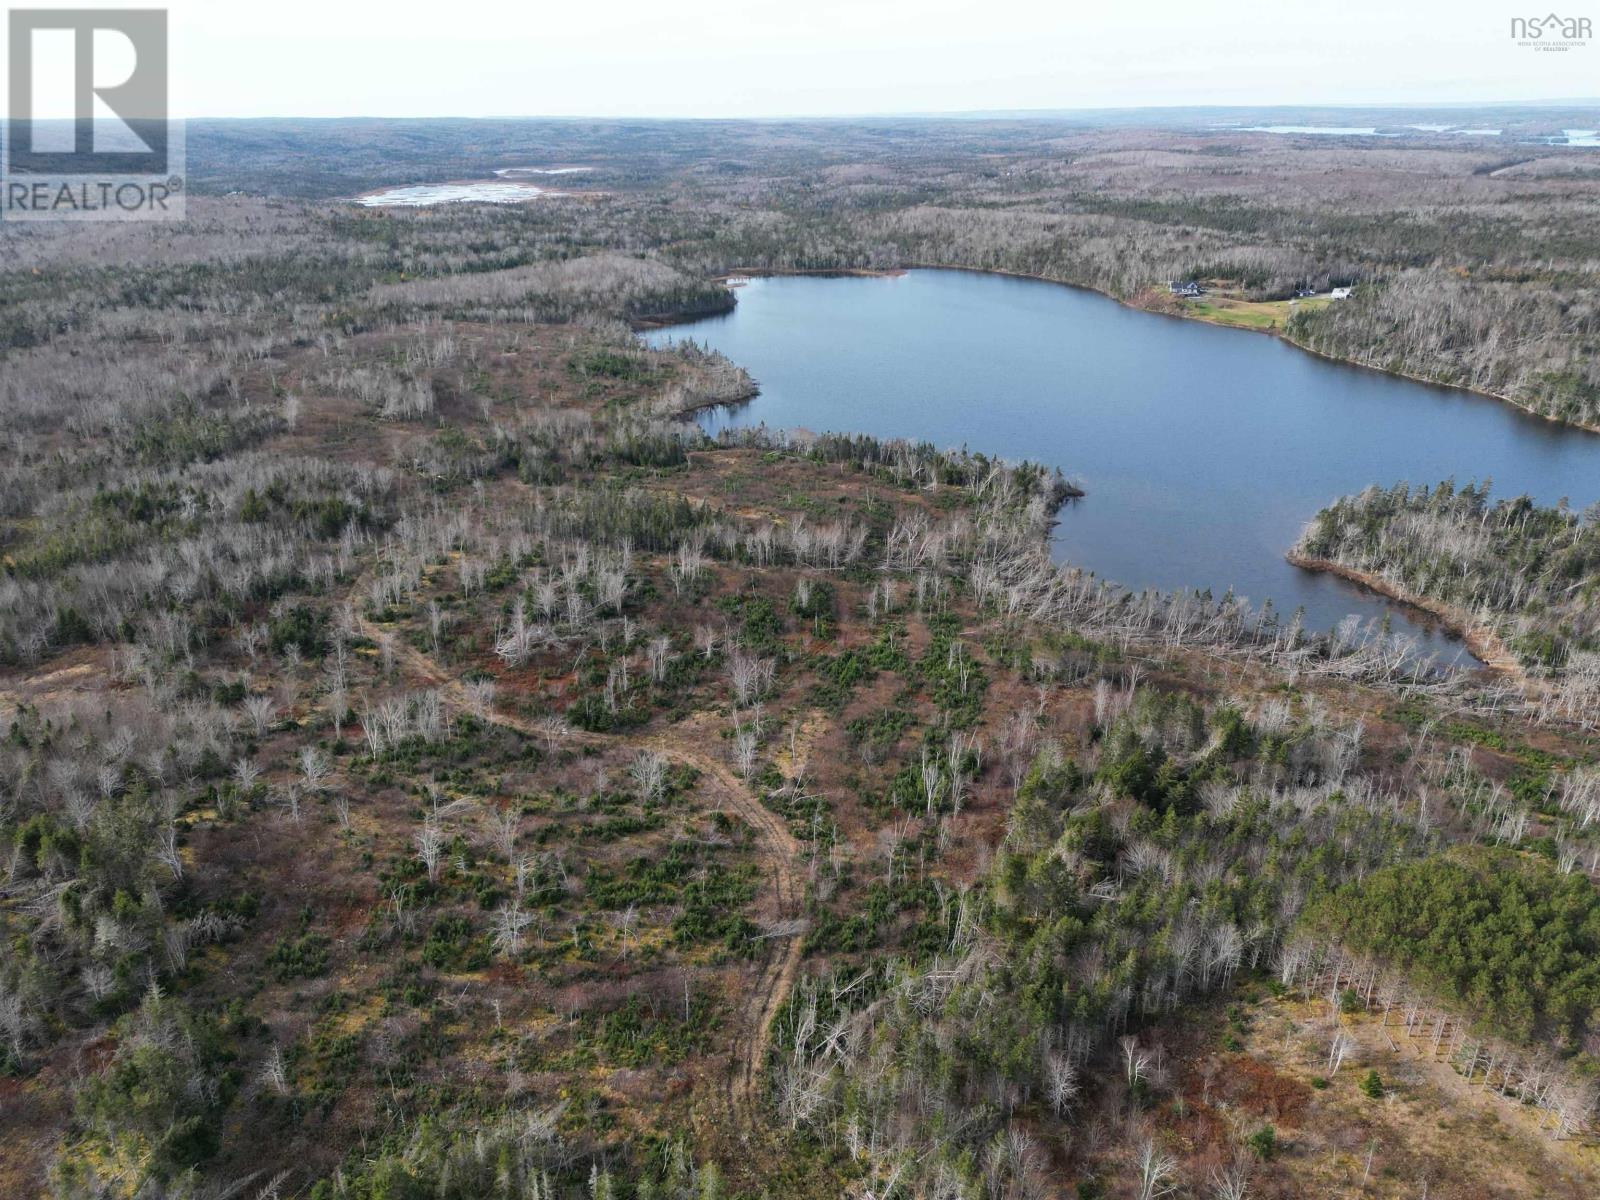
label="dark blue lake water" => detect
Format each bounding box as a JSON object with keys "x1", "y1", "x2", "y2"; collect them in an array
[{"x1": 646, "y1": 269, "x2": 1600, "y2": 663}]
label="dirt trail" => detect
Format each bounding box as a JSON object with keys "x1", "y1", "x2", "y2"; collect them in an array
[{"x1": 354, "y1": 611, "x2": 806, "y2": 1122}]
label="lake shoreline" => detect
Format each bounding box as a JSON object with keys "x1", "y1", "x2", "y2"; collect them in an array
[
  {"x1": 920, "y1": 264, "x2": 1600, "y2": 435},
  {"x1": 645, "y1": 266, "x2": 1598, "y2": 651},
  {"x1": 717, "y1": 268, "x2": 909, "y2": 281},
  {"x1": 634, "y1": 268, "x2": 906, "y2": 332},
  {"x1": 1285, "y1": 553, "x2": 1522, "y2": 676},
  {"x1": 1280, "y1": 340, "x2": 1600, "y2": 437},
  {"x1": 631, "y1": 294, "x2": 740, "y2": 329},
  {"x1": 672, "y1": 263, "x2": 1600, "y2": 437}
]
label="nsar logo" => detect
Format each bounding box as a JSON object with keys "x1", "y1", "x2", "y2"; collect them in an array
[{"x1": 1510, "y1": 12, "x2": 1593, "y2": 51}]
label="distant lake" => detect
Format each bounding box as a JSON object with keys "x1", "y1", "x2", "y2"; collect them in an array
[
  {"x1": 1227, "y1": 125, "x2": 1507, "y2": 139},
  {"x1": 1242, "y1": 125, "x2": 1381, "y2": 136},
  {"x1": 646, "y1": 270, "x2": 1600, "y2": 662},
  {"x1": 355, "y1": 181, "x2": 556, "y2": 207}
]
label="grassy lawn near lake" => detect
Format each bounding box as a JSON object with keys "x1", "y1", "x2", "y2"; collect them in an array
[{"x1": 1181, "y1": 291, "x2": 1333, "y2": 331}]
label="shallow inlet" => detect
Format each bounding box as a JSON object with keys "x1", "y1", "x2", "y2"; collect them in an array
[{"x1": 646, "y1": 270, "x2": 1600, "y2": 664}]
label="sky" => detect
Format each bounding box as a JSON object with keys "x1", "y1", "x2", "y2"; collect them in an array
[{"x1": 5, "y1": 0, "x2": 1598, "y2": 119}]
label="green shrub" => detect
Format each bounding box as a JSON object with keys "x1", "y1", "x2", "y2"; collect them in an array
[
  {"x1": 421, "y1": 914, "x2": 491, "y2": 972},
  {"x1": 1246, "y1": 1125, "x2": 1277, "y2": 1160},
  {"x1": 269, "y1": 603, "x2": 328, "y2": 659},
  {"x1": 267, "y1": 933, "x2": 331, "y2": 981},
  {"x1": 61, "y1": 989, "x2": 232, "y2": 1188}
]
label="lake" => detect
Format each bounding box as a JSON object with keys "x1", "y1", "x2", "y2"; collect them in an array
[
  {"x1": 356, "y1": 181, "x2": 557, "y2": 207},
  {"x1": 645, "y1": 270, "x2": 1600, "y2": 662}
]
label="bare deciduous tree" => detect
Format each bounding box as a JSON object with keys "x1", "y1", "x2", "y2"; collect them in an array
[
  {"x1": 416, "y1": 819, "x2": 444, "y2": 883},
  {"x1": 492, "y1": 806, "x2": 519, "y2": 863},
  {"x1": 464, "y1": 678, "x2": 497, "y2": 720},
  {"x1": 491, "y1": 900, "x2": 532, "y2": 958},
  {"x1": 727, "y1": 649, "x2": 774, "y2": 706},
  {"x1": 1136, "y1": 1139, "x2": 1180, "y2": 1200},
  {"x1": 629, "y1": 751, "x2": 666, "y2": 802},
  {"x1": 260, "y1": 1045, "x2": 290, "y2": 1097},
  {"x1": 734, "y1": 726, "x2": 758, "y2": 781},
  {"x1": 299, "y1": 746, "x2": 331, "y2": 792},
  {"x1": 243, "y1": 694, "x2": 276, "y2": 737},
  {"x1": 1209, "y1": 1153, "x2": 1253, "y2": 1200}
]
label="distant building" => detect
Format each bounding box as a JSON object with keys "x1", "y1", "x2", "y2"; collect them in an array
[
  {"x1": 1167, "y1": 280, "x2": 1204, "y2": 297},
  {"x1": 1329, "y1": 286, "x2": 1354, "y2": 300}
]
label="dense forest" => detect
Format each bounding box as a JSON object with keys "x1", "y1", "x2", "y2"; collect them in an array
[
  {"x1": 1304, "y1": 848, "x2": 1600, "y2": 1052},
  {"x1": 1, "y1": 116, "x2": 1599, "y2": 1200}
]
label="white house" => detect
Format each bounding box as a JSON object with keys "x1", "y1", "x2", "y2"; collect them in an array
[{"x1": 1329, "y1": 286, "x2": 1353, "y2": 301}]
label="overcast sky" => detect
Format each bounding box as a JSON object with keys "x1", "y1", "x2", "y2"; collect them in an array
[{"x1": 8, "y1": 0, "x2": 1599, "y2": 118}]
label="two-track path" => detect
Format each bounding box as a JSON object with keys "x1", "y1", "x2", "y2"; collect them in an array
[{"x1": 353, "y1": 607, "x2": 805, "y2": 1121}]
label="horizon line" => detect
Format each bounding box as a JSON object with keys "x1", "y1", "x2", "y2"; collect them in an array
[{"x1": 97, "y1": 96, "x2": 1600, "y2": 123}]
